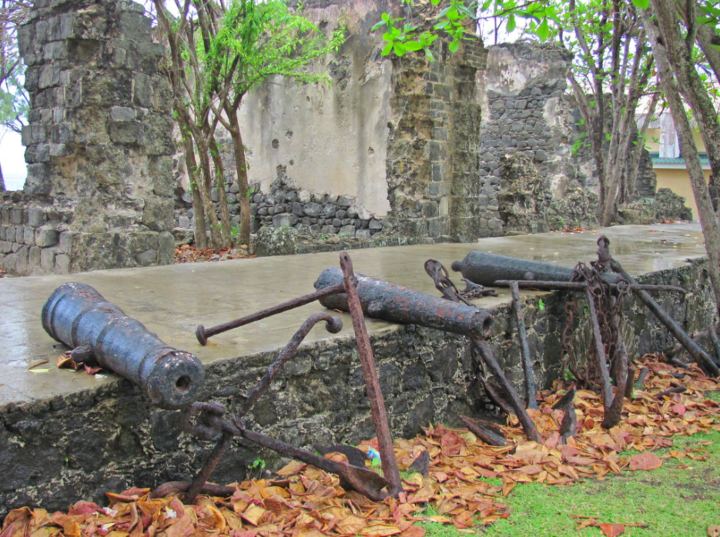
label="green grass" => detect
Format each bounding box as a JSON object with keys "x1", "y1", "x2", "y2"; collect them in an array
[{"x1": 419, "y1": 392, "x2": 720, "y2": 537}]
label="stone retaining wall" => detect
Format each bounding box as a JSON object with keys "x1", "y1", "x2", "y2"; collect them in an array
[
  {"x1": 250, "y1": 179, "x2": 384, "y2": 239},
  {"x1": 0, "y1": 193, "x2": 176, "y2": 274},
  {"x1": 0, "y1": 258, "x2": 712, "y2": 515},
  {"x1": 0, "y1": 194, "x2": 72, "y2": 274}
]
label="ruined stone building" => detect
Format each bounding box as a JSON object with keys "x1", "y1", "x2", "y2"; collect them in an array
[
  {"x1": 186, "y1": 3, "x2": 601, "y2": 248},
  {"x1": 1, "y1": 0, "x2": 655, "y2": 275}
]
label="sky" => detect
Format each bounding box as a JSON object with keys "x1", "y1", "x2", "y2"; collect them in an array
[{"x1": 0, "y1": 127, "x2": 25, "y2": 191}]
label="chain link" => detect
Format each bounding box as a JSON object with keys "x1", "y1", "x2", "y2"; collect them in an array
[{"x1": 560, "y1": 259, "x2": 629, "y2": 389}]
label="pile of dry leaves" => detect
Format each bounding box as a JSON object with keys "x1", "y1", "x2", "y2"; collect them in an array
[
  {"x1": 2, "y1": 355, "x2": 718, "y2": 537},
  {"x1": 174, "y1": 245, "x2": 252, "y2": 264}
]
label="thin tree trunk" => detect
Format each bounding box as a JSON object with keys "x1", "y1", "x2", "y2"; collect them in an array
[
  {"x1": 0, "y1": 161, "x2": 5, "y2": 192},
  {"x1": 208, "y1": 134, "x2": 232, "y2": 246},
  {"x1": 182, "y1": 133, "x2": 208, "y2": 250},
  {"x1": 674, "y1": 0, "x2": 720, "y2": 87},
  {"x1": 643, "y1": 7, "x2": 720, "y2": 318},
  {"x1": 694, "y1": 23, "x2": 720, "y2": 86},
  {"x1": 654, "y1": 2, "x2": 720, "y2": 214},
  {"x1": 192, "y1": 129, "x2": 224, "y2": 248},
  {"x1": 226, "y1": 106, "x2": 252, "y2": 245}
]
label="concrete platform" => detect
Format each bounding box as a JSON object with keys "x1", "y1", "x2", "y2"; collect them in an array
[{"x1": 0, "y1": 223, "x2": 706, "y2": 408}]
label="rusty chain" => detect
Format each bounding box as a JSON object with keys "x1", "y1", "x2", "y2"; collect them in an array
[
  {"x1": 560, "y1": 258, "x2": 630, "y2": 390},
  {"x1": 424, "y1": 259, "x2": 497, "y2": 305}
]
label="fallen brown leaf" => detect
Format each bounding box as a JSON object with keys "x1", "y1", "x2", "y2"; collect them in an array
[{"x1": 628, "y1": 452, "x2": 663, "y2": 471}]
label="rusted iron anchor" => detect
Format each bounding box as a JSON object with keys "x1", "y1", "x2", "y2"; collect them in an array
[
  {"x1": 315, "y1": 261, "x2": 542, "y2": 443},
  {"x1": 452, "y1": 240, "x2": 719, "y2": 377},
  {"x1": 156, "y1": 252, "x2": 402, "y2": 503}
]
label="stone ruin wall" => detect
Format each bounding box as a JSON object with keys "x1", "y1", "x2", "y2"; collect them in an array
[
  {"x1": 172, "y1": 3, "x2": 601, "y2": 246},
  {"x1": 1, "y1": 0, "x2": 176, "y2": 276},
  {"x1": 1, "y1": 0, "x2": 665, "y2": 274}
]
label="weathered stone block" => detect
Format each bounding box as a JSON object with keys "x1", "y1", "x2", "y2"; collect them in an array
[
  {"x1": 157, "y1": 232, "x2": 174, "y2": 265},
  {"x1": 28, "y1": 246, "x2": 42, "y2": 269},
  {"x1": 38, "y1": 64, "x2": 61, "y2": 88},
  {"x1": 54, "y1": 253, "x2": 70, "y2": 274},
  {"x1": 421, "y1": 201, "x2": 438, "y2": 218},
  {"x1": 142, "y1": 199, "x2": 174, "y2": 232},
  {"x1": 27, "y1": 207, "x2": 46, "y2": 227},
  {"x1": 1, "y1": 252, "x2": 16, "y2": 272},
  {"x1": 110, "y1": 106, "x2": 136, "y2": 122},
  {"x1": 14, "y1": 245, "x2": 29, "y2": 274},
  {"x1": 321, "y1": 204, "x2": 336, "y2": 218},
  {"x1": 109, "y1": 120, "x2": 143, "y2": 145},
  {"x1": 355, "y1": 229, "x2": 372, "y2": 240},
  {"x1": 25, "y1": 143, "x2": 50, "y2": 163},
  {"x1": 135, "y1": 249, "x2": 157, "y2": 266},
  {"x1": 40, "y1": 247, "x2": 56, "y2": 271},
  {"x1": 272, "y1": 213, "x2": 296, "y2": 228},
  {"x1": 10, "y1": 207, "x2": 24, "y2": 225},
  {"x1": 42, "y1": 41, "x2": 68, "y2": 61},
  {"x1": 303, "y1": 202, "x2": 322, "y2": 217},
  {"x1": 23, "y1": 226, "x2": 36, "y2": 245},
  {"x1": 36, "y1": 226, "x2": 59, "y2": 247},
  {"x1": 369, "y1": 219, "x2": 383, "y2": 231},
  {"x1": 338, "y1": 225, "x2": 355, "y2": 237}
]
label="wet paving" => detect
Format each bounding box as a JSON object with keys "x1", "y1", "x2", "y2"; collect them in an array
[{"x1": 0, "y1": 223, "x2": 706, "y2": 406}]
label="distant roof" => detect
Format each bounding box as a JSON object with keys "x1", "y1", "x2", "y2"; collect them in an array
[{"x1": 650, "y1": 152, "x2": 710, "y2": 170}]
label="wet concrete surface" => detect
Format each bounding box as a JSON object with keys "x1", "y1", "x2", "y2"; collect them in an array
[{"x1": 0, "y1": 223, "x2": 706, "y2": 407}]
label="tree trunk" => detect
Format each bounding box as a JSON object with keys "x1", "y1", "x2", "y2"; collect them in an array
[
  {"x1": 0, "y1": 162, "x2": 5, "y2": 192},
  {"x1": 655, "y1": 2, "x2": 720, "y2": 214},
  {"x1": 676, "y1": 0, "x2": 720, "y2": 86},
  {"x1": 695, "y1": 23, "x2": 720, "y2": 85},
  {"x1": 208, "y1": 133, "x2": 232, "y2": 246},
  {"x1": 192, "y1": 129, "x2": 224, "y2": 248},
  {"x1": 181, "y1": 133, "x2": 208, "y2": 250},
  {"x1": 226, "y1": 106, "x2": 252, "y2": 246},
  {"x1": 642, "y1": 7, "x2": 720, "y2": 318}
]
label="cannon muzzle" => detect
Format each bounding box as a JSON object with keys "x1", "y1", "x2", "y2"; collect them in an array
[
  {"x1": 42, "y1": 282, "x2": 204, "y2": 409},
  {"x1": 314, "y1": 268, "x2": 492, "y2": 337}
]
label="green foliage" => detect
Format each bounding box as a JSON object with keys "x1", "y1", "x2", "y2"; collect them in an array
[
  {"x1": 0, "y1": 71, "x2": 28, "y2": 133},
  {"x1": 196, "y1": 0, "x2": 345, "y2": 104},
  {"x1": 0, "y1": 1, "x2": 30, "y2": 133},
  {"x1": 250, "y1": 457, "x2": 267, "y2": 472},
  {"x1": 372, "y1": 0, "x2": 475, "y2": 60},
  {"x1": 157, "y1": 0, "x2": 344, "y2": 247},
  {"x1": 562, "y1": 367, "x2": 576, "y2": 381}
]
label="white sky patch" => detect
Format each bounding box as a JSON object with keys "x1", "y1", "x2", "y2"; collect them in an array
[{"x1": 0, "y1": 127, "x2": 26, "y2": 191}]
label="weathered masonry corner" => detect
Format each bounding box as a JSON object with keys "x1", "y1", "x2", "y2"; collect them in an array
[{"x1": 1, "y1": 0, "x2": 175, "y2": 275}]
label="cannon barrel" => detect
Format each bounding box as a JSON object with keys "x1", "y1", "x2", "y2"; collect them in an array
[
  {"x1": 314, "y1": 268, "x2": 492, "y2": 337},
  {"x1": 451, "y1": 251, "x2": 621, "y2": 287},
  {"x1": 42, "y1": 282, "x2": 204, "y2": 409}
]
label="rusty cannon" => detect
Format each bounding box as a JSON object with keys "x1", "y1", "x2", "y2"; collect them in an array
[
  {"x1": 313, "y1": 267, "x2": 493, "y2": 337},
  {"x1": 42, "y1": 282, "x2": 204, "y2": 409},
  {"x1": 451, "y1": 251, "x2": 621, "y2": 287}
]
